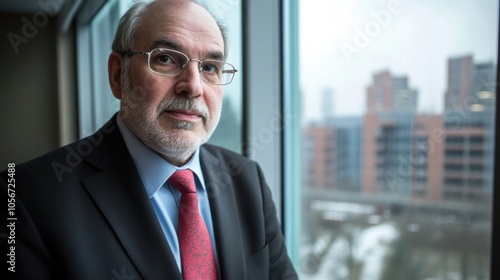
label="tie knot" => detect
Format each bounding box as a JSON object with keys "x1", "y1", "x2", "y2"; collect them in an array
[{"x1": 168, "y1": 170, "x2": 196, "y2": 194}]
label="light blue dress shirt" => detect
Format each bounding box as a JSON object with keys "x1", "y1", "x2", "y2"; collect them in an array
[{"x1": 116, "y1": 116, "x2": 219, "y2": 273}]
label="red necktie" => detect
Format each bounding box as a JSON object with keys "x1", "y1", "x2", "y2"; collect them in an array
[{"x1": 168, "y1": 170, "x2": 217, "y2": 280}]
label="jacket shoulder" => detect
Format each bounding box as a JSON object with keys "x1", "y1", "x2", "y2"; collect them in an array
[{"x1": 1, "y1": 118, "x2": 119, "y2": 183}]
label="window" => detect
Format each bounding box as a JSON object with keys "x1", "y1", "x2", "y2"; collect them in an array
[
  {"x1": 203, "y1": 0, "x2": 243, "y2": 153},
  {"x1": 76, "y1": 0, "x2": 121, "y2": 137},
  {"x1": 285, "y1": 0, "x2": 498, "y2": 279}
]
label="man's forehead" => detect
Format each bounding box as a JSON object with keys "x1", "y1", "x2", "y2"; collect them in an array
[
  {"x1": 136, "y1": 2, "x2": 224, "y2": 53},
  {"x1": 143, "y1": 0, "x2": 219, "y2": 33},
  {"x1": 148, "y1": 37, "x2": 225, "y2": 60}
]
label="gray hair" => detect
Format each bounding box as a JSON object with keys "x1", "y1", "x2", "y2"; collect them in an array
[{"x1": 111, "y1": 0, "x2": 229, "y2": 59}]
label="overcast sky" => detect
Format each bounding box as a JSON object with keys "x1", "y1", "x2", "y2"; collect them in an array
[{"x1": 300, "y1": 0, "x2": 499, "y2": 120}]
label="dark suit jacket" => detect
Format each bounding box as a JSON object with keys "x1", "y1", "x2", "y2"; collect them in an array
[{"x1": 1, "y1": 116, "x2": 297, "y2": 280}]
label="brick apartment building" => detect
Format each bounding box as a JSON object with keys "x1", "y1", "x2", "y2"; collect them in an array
[{"x1": 303, "y1": 55, "x2": 496, "y2": 203}]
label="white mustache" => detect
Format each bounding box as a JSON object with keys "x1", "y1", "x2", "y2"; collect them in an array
[{"x1": 159, "y1": 97, "x2": 209, "y2": 120}]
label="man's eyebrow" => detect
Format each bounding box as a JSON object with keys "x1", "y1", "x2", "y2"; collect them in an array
[
  {"x1": 150, "y1": 38, "x2": 225, "y2": 60},
  {"x1": 150, "y1": 38, "x2": 182, "y2": 51},
  {"x1": 204, "y1": 51, "x2": 225, "y2": 61}
]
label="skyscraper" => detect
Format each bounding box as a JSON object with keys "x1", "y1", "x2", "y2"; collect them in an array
[
  {"x1": 442, "y1": 56, "x2": 496, "y2": 202},
  {"x1": 363, "y1": 70, "x2": 428, "y2": 196},
  {"x1": 366, "y1": 70, "x2": 418, "y2": 113}
]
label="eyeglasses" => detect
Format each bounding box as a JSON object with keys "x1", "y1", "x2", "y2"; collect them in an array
[{"x1": 122, "y1": 48, "x2": 237, "y2": 85}]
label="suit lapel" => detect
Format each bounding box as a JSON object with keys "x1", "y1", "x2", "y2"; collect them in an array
[
  {"x1": 200, "y1": 146, "x2": 247, "y2": 280},
  {"x1": 82, "y1": 118, "x2": 182, "y2": 280}
]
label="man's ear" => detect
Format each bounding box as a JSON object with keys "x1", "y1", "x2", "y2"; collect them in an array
[{"x1": 108, "y1": 52, "x2": 124, "y2": 99}]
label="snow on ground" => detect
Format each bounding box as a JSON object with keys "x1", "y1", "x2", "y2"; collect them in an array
[
  {"x1": 354, "y1": 223, "x2": 399, "y2": 280},
  {"x1": 300, "y1": 223, "x2": 400, "y2": 280}
]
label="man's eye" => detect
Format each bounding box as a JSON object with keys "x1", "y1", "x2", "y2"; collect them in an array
[
  {"x1": 202, "y1": 63, "x2": 220, "y2": 74},
  {"x1": 157, "y1": 54, "x2": 175, "y2": 64}
]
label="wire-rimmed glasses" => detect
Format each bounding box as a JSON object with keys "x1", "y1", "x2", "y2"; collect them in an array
[{"x1": 122, "y1": 48, "x2": 237, "y2": 85}]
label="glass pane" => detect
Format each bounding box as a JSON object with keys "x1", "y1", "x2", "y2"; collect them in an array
[
  {"x1": 89, "y1": 0, "x2": 121, "y2": 133},
  {"x1": 79, "y1": 0, "x2": 122, "y2": 137},
  {"x1": 206, "y1": 0, "x2": 243, "y2": 153},
  {"x1": 291, "y1": 0, "x2": 498, "y2": 279}
]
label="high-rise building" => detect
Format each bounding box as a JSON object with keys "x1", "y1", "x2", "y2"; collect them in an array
[
  {"x1": 444, "y1": 56, "x2": 496, "y2": 112},
  {"x1": 363, "y1": 111, "x2": 444, "y2": 200},
  {"x1": 302, "y1": 123, "x2": 335, "y2": 189},
  {"x1": 442, "y1": 56, "x2": 496, "y2": 202},
  {"x1": 302, "y1": 116, "x2": 363, "y2": 191},
  {"x1": 363, "y1": 71, "x2": 436, "y2": 197},
  {"x1": 473, "y1": 62, "x2": 496, "y2": 112},
  {"x1": 304, "y1": 56, "x2": 495, "y2": 204},
  {"x1": 444, "y1": 55, "x2": 474, "y2": 112},
  {"x1": 330, "y1": 117, "x2": 363, "y2": 191},
  {"x1": 411, "y1": 114, "x2": 445, "y2": 201},
  {"x1": 366, "y1": 70, "x2": 418, "y2": 113}
]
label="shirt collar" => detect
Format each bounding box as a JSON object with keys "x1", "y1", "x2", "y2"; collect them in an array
[{"x1": 117, "y1": 115, "x2": 206, "y2": 199}]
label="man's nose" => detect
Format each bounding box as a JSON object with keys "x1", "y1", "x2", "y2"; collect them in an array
[{"x1": 174, "y1": 60, "x2": 204, "y2": 97}]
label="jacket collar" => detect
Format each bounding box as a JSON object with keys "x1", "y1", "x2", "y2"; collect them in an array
[
  {"x1": 82, "y1": 116, "x2": 182, "y2": 280},
  {"x1": 200, "y1": 146, "x2": 247, "y2": 279}
]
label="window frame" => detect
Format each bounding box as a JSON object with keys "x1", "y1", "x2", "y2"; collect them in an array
[
  {"x1": 490, "y1": 6, "x2": 500, "y2": 278},
  {"x1": 242, "y1": 0, "x2": 284, "y2": 213}
]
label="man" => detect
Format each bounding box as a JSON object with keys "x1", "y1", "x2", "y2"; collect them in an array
[{"x1": 0, "y1": 0, "x2": 297, "y2": 279}]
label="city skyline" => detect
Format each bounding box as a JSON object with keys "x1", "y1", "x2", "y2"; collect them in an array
[
  {"x1": 300, "y1": 54, "x2": 496, "y2": 279},
  {"x1": 302, "y1": 54, "x2": 496, "y2": 200},
  {"x1": 300, "y1": 0, "x2": 498, "y2": 121}
]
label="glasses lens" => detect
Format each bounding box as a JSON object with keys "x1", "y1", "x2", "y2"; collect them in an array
[
  {"x1": 147, "y1": 49, "x2": 236, "y2": 85},
  {"x1": 149, "y1": 49, "x2": 185, "y2": 76},
  {"x1": 200, "y1": 60, "x2": 236, "y2": 85}
]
